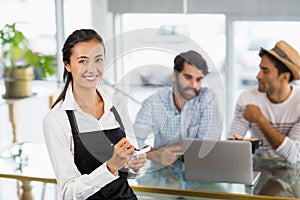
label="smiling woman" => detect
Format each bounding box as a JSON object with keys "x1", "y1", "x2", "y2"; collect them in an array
[
  {"x1": 43, "y1": 29, "x2": 147, "y2": 200},
  {"x1": 64, "y1": 39, "x2": 105, "y2": 92}
]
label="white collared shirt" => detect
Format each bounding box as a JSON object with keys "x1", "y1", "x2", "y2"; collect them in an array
[{"x1": 43, "y1": 83, "x2": 121, "y2": 200}]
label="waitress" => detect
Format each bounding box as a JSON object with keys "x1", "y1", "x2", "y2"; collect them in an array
[{"x1": 43, "y1": 29, "x2": 146, "y2": 200}]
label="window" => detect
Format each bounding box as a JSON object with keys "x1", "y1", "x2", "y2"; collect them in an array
[
  {"x1": 233, "y1": 21, "x2": 300, "y2": 98},
  {"x1": 0, "y1": 0, "x2": 56, "y2": 79},
  {"x1": 114, "y1": 13, "x2": 227, "y2": 134}
]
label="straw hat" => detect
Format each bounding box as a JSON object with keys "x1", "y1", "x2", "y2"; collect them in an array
[{"x1": 261, "y1": 40, "x2": 300, "y2": 80}]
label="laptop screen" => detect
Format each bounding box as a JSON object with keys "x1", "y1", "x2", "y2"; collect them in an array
[{"x1": 183, "y1": 139, "x2": 259, "y2": 185}]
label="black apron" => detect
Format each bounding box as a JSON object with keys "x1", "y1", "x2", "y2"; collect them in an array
[{"x1": 66, "y1": 106, "x2": 137, "y2": 200}]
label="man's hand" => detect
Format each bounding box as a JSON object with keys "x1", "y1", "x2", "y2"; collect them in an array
[
  {"x1": 243, "y1": 104, "x2": 265, "y2": 124},
  {"x1": 243, "y1": 104, "x2": 285, "y2": 150},
  {"x1": 147, "y1": 143, "x2": 183, "y2": 166},
  {"x1": 228, "y1": 133, "x2": 244, "y2": 140}
]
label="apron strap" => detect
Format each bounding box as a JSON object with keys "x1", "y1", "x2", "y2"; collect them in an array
[
  {"x1": 110, "y1": 106, "x2": 125, "y2": 131},
  {"x1": 66, "y1": 110, "x2": 79, "y2": 135}
]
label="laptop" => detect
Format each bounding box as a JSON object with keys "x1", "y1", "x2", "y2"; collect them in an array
[{"x1": 183, "y1": 139, "x2": 261, "y2": 185}]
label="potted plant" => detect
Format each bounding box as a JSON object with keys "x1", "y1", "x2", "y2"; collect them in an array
[{"x1": 0, "y1": 23, "x2": 57, "y2": 98}]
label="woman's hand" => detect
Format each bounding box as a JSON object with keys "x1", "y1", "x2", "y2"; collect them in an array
[
  {"x1": 127, "y1": 153, "x2": 147, "y2": 172},
  {"x1": 107, "y1": 138, "x2": 134, "y2": 174}
]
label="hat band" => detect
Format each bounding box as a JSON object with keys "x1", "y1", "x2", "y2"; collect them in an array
[{"x1": 273, "y1": 46, "x2": 293, "y2": 64}]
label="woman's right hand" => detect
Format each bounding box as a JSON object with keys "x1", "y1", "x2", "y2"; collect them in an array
[{"x1": 107, "y1": 138, "x2": 134, "y2": 174}]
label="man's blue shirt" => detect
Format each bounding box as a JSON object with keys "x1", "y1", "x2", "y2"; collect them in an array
[{"x1": 133, "y1": 87, "x2": 223, "y2": 148}]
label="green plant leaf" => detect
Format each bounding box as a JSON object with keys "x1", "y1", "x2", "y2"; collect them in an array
[{"x1": 0, "y1": 23, "x2": 57, "y2": 78}]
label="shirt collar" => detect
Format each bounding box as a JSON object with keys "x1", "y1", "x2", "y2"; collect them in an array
[
  {"x1": 165, "y1": 88, "x2": 181, "y2": 114},
  {"x1": 60, "y1": 82, "x2": 113, "y2": 112},
  {"x1": 60, "y1": 83, "x2": 76, "y2": 111},
  {"x1": 168, "y1": 87, "x2": 204, "y2": 114}
]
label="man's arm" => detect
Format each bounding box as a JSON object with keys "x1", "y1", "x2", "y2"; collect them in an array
[
  {"x1": 133, "y1": 99, "x2": 154, "y2": 148},
  {"x1": 228, "y1": 103, "x2": 250, "y2": 139},
  {"x1": 243, "y1": 104, "x2": 285, "y2": 149},
  {"x1": 146, "y1": 143, "x2": 183, "y2": 166},
  {"x1": 134, "y1": 98, "x2": 183, "y2": 165},
  {"x1": 243, "y1": 104, "x2": 300, "y2": 163},
  {"x1": 197, "y1": 91, "x2": 223, "y2": 139}
]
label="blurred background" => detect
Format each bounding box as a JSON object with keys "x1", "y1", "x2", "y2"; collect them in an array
[
  {"x1": 1, "y1": 0, "x2": 300, "y2": 198},
  {"x1": 1, "y1": 0, "x2": 300, "y2": 138}
]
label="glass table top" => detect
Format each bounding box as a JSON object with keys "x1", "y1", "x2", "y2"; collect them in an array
[
  {"x1": 1, "y1": 142, "x2": 299, "y2": 199},
  {"x1": 0, "y1": 142, "x2": 56, "y2": 183},
  {"x1": 132, "y1": 158, "x2": 300, "y2": 199}
]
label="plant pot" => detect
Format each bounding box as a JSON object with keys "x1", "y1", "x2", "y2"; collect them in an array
[{"x1": 4, "y1": 66, "x2": 34, "y2": 98}]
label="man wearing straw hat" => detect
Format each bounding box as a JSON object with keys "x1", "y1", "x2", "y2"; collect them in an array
[{"x1": 229, "y1": 40, "x2": 300, "y2": 163}]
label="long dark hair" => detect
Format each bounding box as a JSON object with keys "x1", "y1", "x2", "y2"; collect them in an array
[{"x1": 51, "y1": 29, "x2": 105, "y2": 108}]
